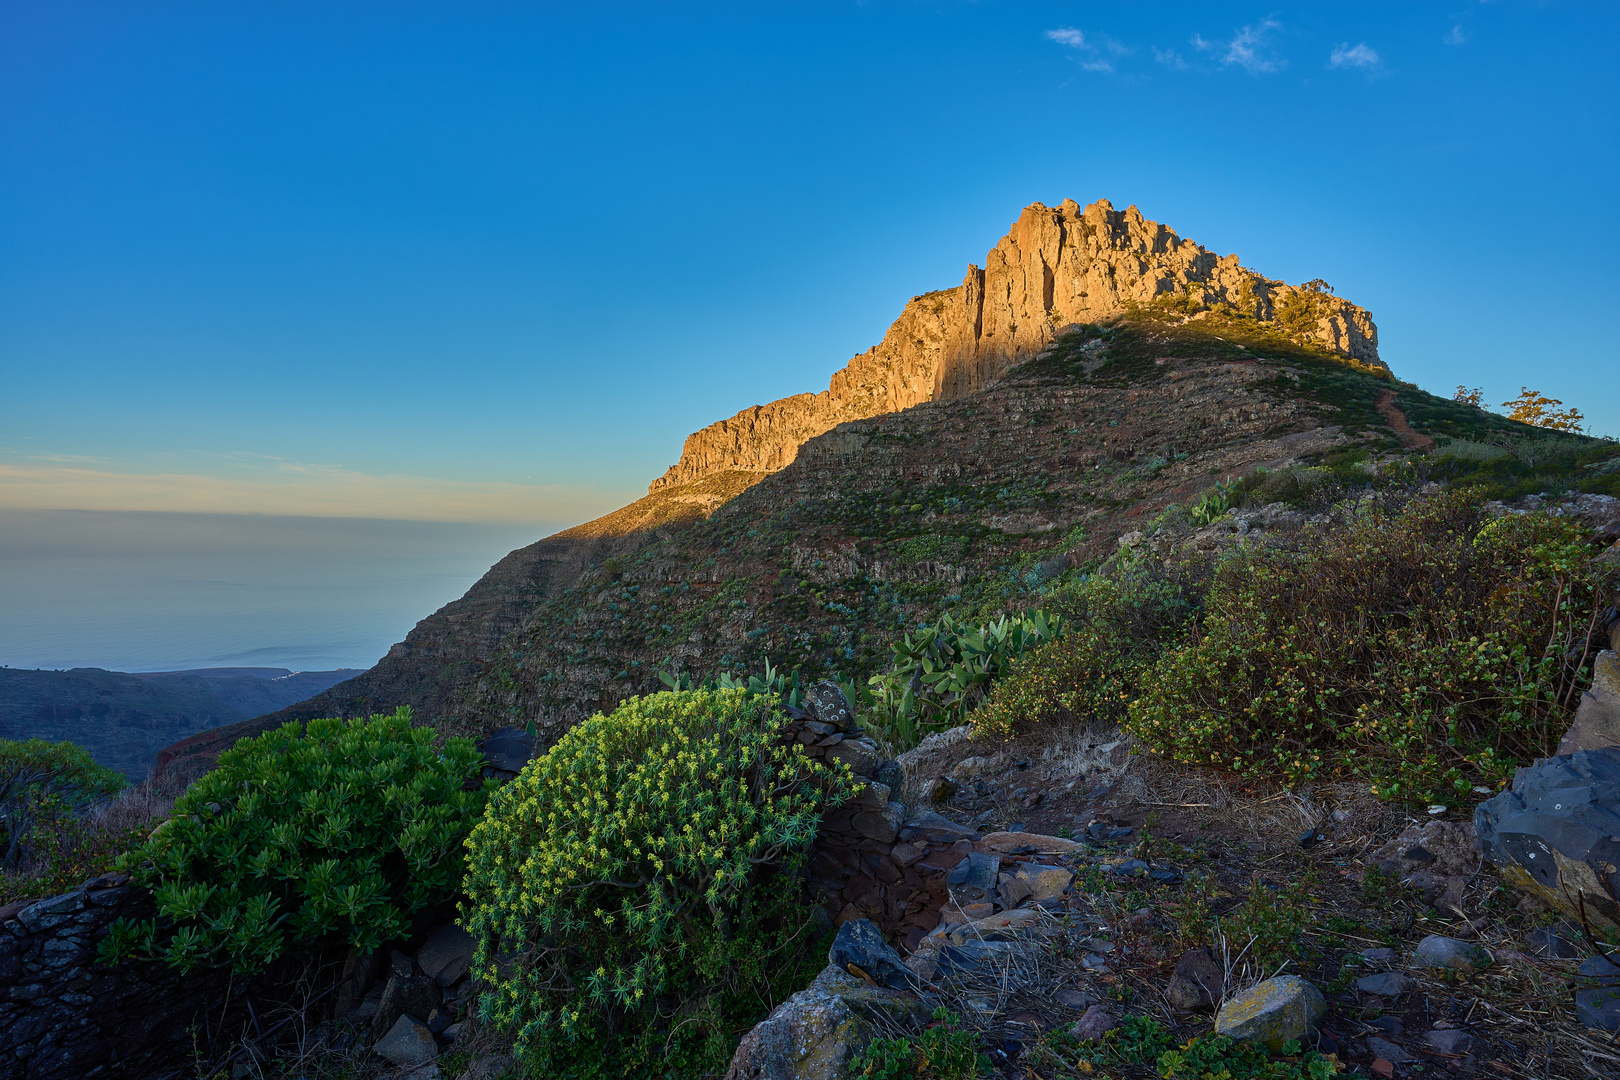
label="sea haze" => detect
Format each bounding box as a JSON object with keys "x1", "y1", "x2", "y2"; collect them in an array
[{"x1": 0, "y1": 510, "x2": 543, "y2": 672}]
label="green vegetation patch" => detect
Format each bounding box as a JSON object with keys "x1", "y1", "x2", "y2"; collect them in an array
[
  {"x1": 0, "y1": 737, "x2": 128, "y2": 900},
  {"x1": 972, "y1": 568, "x2": 1194, "y2": 740},
  {"x1": 1128, "y1": 490, "x2": 1614, "y2": 798},
  {"x1": 1030, "y1": 1014, "x2": 1340, "y2": 1079},
  {"x1": 104, "y1": 708, "x2": 487, "y2": 973},
  {"x1": 462, "y1": 688, "x2": 857, "y2": 1077},
  {"x1": 853, "y1": 1007, "x2": 989, "y2": 1079}
]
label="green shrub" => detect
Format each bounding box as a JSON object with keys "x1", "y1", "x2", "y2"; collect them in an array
[
  {"x1": 1158, "y1": 1034, "x2": 1341, "y2": 1079},
  {"x1": 859, "y1": 610, "x2": 1063, "y2": 749},
  {"x1": 104, "y1": 708, "x2": 486, "y2": 973},
  {"x1": 1041, "y1": 1013, "x2": 1340, "y2": 1078},
  {"x1": 971, "y1": 572, "x2": 1195, "y2": 739},
  {"x1": 852, "y1": 1007, "x2": 988, "y2": 1079},
  {"x1": 0, "y1": 737, "x2": 125, "y2": 869},
  {"x1": 1188, "y1": 480, "x2": 1236, "y2": 524},
  {"x1": 1127, "y1": 491, "x2": 1614, "y2": 797},
  {"x1": 461, "y1": 688, "x2": 857, "y2": 1076},
  {"x1": 1222, "y1": 875, "x2": 1316, "y2": 975}
]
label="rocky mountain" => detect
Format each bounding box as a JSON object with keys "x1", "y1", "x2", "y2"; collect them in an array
[
  {"x1": 0, "y1": 666, "x2": 363, "y2": 781},
  {"x1": 154, "y1": 199, "x2": 1527, "y2": 783},
  {"x1": 651, "y1": 199, "x2": 1382, "y2": 491}
]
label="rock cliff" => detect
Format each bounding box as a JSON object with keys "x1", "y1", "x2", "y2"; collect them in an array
[{"x1": 649, "y1": 198, "x2": 1383, "y2": 491}]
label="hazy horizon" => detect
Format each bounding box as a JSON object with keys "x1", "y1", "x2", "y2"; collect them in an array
[{"x1": 0, "y1": 509, "x2": 542, "y2": 672}]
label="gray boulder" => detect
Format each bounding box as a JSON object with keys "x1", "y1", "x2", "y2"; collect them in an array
[
  {"x1": 417, "y1": 924, "x2": 477, "y2": 987},
  {"x1": 827, "y1": 918, "x2": 913, "y2": 991},
  {"x1": 374, "y1": 1014, "x2": 438, "y2": 1067},
  {"x1": 1213, "y1": 976, "x2": 1326, "y2": 1051},
  {"x1": 1475, "y1": 747, "x2": 1620, "y2": 930},
  {"x1": 723, "y1": 964, "x2": 929, "y2": 1080},
  {"x1": 1412, "y1": 935, "x2": 1491, "y2": 973}
]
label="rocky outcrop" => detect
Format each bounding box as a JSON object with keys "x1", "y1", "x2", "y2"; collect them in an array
[
  {"x1": 1476, "y1": 747, "x2": 1620, "y2": 930},
  {"x1": 651, "y1": 198, "x2": 1384, "y2": 491}
]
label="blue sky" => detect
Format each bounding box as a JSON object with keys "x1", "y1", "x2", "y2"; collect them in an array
[{"x1": 4, "y1": 1, "x2": 1616, "y2": 529}]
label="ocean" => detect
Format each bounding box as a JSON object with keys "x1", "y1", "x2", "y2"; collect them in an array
[{"x1": 0, "y1": 510, "x2": 544, "y2": 672}]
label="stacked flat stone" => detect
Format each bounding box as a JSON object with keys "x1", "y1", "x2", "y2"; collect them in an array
[
  {"x1": 0, "y1": 873, "x2": 237, "y2": 1080},
  {"x1": 786, "y1": 685, "x2": 981, "y2": 950}
]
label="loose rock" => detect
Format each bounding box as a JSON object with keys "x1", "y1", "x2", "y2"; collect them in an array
[
  {"x1": 1070, "y1": 1004, "x2": 1117, "y2": 1042},
  {"x1": 417, "y1": 924, "x2": 476, "y2": 987},
  {"x1": 371, "y1": 973, "x2": 442, "y2": 1043},
  {"x1": 827, "y1": 918, "x2": 914, "y2": 991},
  {"x1": 946, "y1": 852, "x2": 1000, "y2": 907},
  {"x1": 1355, "y1": 972, "x2": 1411, "y2": 997},
  {"x1": 1412, "y1": 935, "x2": 1491, "y2": 973},
  {"x1": 1164, "y1": 947, "x2": 1224, "y2": 1012},
  {"x1": 1475, "y1": 747, "x2": 1620, "y2": 930},
  {"x1": 1213, "y1": 976, "x2": 1326, "y2": 1051},
  {"x1": 1366, "y1": 1036, "x2": 1411, "y2": 1064},
  {"x1": 1424, "y1": 1029, "x2": 1477, "y2": 1055},
  {"x1": 374, "y1": 1015, "x2": 438, "y2": 1068}
]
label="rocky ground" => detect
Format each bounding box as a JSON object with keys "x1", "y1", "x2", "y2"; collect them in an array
[{"x1": 829, "y1": 724, "x2": 1620, "y2": 1079}]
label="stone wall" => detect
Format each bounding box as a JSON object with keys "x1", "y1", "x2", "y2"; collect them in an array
[
  {"x1": 0, "y1": 873, "x2": 237, "y2": 1080},
  {"x1": 788, "y1": 685, "x2": 976, "y2": 951}
]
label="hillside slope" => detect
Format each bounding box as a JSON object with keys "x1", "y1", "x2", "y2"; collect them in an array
[{"x1": 156, "y1": 200, "x2": 1613, "y2": 782}]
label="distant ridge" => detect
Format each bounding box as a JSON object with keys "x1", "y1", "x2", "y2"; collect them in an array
[{"x1": 0, "y1": 666, "x2": 364, "y2": 781}]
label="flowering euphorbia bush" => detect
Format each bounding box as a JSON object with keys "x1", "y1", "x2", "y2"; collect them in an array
[{"x1": 461, "y1": 688, "x2": 856, "y2": 1073}]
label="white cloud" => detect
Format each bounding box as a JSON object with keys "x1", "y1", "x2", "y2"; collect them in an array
[
  {"x1": 0, "y1": 459, "x2": 631, "y2": 526},
  {"x1": 1045, "y1": 26, "x2": 1129, "y2": 74},
  {"x1": 1192, "y1": 20, "x2": 1285, "y2": 74},
  {"x1": 1153, "y1": 47, "x2": 1188, "y2": 70},
  {"x1": 1329, "y1": 41, "x2": 1385, "y2": 76},
  {"x1": 1444, "y1": 24, "x2": 1467, "y2": 46},
  {"x1": 1226, "y1": 20, "x2": 1283, "y2": 73}
]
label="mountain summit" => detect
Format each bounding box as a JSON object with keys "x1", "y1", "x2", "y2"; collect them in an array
[{"x1": 650, "y1": 198, "x2": 1382, "y2": 491}]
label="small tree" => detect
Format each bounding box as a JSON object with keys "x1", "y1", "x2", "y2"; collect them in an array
[
  {"x1": 0, "y1": 738, "x2": 126, "y2": 868},
  {"x1": 1502, "y1": 387, "x2": 1584, "y2": 433},
  {"x1": 1453, "y1": 386, "x2": 1484, "y2": 407}
]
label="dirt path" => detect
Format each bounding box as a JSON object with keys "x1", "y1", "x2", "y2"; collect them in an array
[{"x1": 1375, "y1": 388, "x2": 1436, "y2": 450}]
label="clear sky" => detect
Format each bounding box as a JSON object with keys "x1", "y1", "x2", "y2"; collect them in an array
[{"x1": 4, "y1": 1, "x2": 1617, "y2": 529}]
